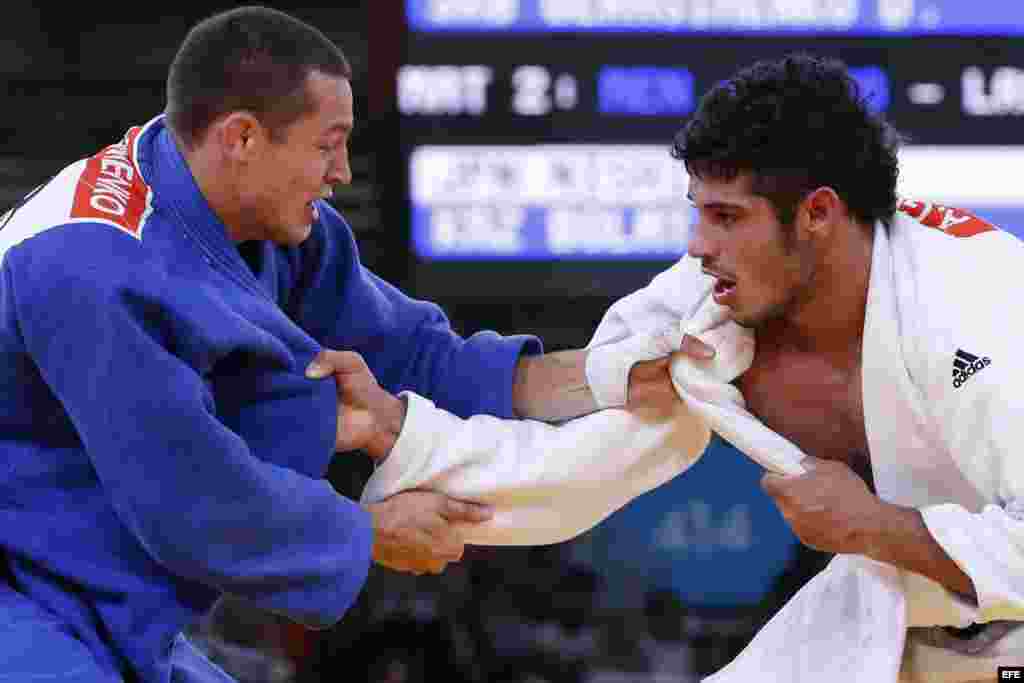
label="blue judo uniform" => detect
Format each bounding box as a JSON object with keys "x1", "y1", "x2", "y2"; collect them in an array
[{"x1": 0, "y1": 116, "x2": 539, "y2": 681}]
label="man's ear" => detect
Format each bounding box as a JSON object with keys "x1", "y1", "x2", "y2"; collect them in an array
[
  {"x1": 216, "y1": 112, "x2": 265, "y2": 162},
  {"x1": 798, "y1": 187, "x2": 842, "y2": 239}
]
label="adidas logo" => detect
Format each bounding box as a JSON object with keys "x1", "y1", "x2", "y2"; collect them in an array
[{"x1": 952, "y1": 349, "x2": 991, "y2": 389}]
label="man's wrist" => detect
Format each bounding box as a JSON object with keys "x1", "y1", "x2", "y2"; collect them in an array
[
  {"x1": 855, "y1": 501, "x2": 978, "y2": 599},
  {"x1": 584, "y1": 327, "x2": 684, "y2": 410},
  {"x1": 851, "y1": 499, "x2": 904, "y2": 559},
  {"x1": 855, "y1": 501, "x2": 939, "y2": 565},
  {"x1": 365, "y1": 395, "x2": 407, "y2": 461}
]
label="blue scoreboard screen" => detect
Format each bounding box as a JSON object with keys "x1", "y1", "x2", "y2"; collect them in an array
[{"x1": 398, "y1": 0, "x2": 1024, "y2": 297}]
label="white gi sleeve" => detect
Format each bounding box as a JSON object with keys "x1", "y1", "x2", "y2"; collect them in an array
[
  {"x1": 360, "y1": 258, "x2": 713, "y2": 546},
  {"x1": 361, "y1": 391, "x2": 710, "y2": 545}
]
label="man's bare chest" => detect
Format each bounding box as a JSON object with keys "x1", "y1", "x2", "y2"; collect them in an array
[{"x1": 735, "y1": 349, "x2": 873, "y2": 482}]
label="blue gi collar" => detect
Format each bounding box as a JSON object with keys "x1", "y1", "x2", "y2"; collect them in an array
[{"x1": 137, "y1": 115, "x2": 268, "y2": 298}]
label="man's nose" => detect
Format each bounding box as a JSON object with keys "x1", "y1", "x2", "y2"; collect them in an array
[
  {"x1": 327, "y1": 153, "x2": 352, "y2": 186},
  {"x1": 686, "y1": 222, "x2": 715, "y2": 261}
]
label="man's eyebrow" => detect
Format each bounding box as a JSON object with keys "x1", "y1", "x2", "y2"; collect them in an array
[{"x1": 687, "y1": 194, "x2": 748, "y2": 211}]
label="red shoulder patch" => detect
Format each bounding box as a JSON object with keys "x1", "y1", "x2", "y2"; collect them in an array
[
  {"x1": 896, "y1": 198, "x2": 996, "y2": 238},
  {"x1": 70, "y1": 126, "x2": 151, "y2": 239}
]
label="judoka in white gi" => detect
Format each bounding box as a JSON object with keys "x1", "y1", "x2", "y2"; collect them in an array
[{"x1": 307, "y1": 54, "x2": 1024, "y2": 682}]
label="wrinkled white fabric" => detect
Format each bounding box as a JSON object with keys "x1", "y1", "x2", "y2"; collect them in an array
[
  {"x1": 361, "y1": 293, "x2": 770, "y2": 544},
  {"x1": 363, "y1": 203, "x2": 1024, "y2": 681},
  {"x1": 705, "y1": 555, "x2": 907, "y2": 683},
  {"x1": 671, "y1": 297, "x2": 805, "y2": 477},
  {"x1": 585, "y1": 324, "x2": 685, "y2": 409}
]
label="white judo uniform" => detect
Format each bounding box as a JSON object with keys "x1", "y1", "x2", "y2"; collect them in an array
[{"x1": 362, "y1": 200, "x2": 1024, "y2": 681}]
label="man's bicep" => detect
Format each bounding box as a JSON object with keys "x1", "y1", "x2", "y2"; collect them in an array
[
  {"x1": 294, "y1": 218, "x2": 541, "y2": 416},
  {"x1": 317, "y1": 262, "x2": 540, "y2": 418}
]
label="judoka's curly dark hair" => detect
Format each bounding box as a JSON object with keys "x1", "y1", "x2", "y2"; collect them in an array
[
  {"x1": 166, "y1": 6, "x2": 352, "y2": 147},
  {"x1": 672, "y1": 53, "x2": 903, "y2": 227}
]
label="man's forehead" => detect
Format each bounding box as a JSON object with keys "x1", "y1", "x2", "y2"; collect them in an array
[
  {"x1": 306, "y1": 71, "x2": 354, "y2": 129},
  {"x1": 687, "y1": 173, "x2": 758, "y2": 207}
]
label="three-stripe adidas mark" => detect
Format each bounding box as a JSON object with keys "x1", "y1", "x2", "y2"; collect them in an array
[{"x1": 952, "y1": 349, "x2": 991, "y2": 389}]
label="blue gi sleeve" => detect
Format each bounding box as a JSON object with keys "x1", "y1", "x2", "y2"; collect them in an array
[
  {"x1": 4, "y1": 237, "x2": 371, "y2": 630},
  {"x1": 292, "y1": 205, "x2": 542, "y2": 419}
]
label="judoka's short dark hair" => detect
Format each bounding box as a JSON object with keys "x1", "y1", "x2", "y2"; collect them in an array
[
  {"x1": 166, "y1": 6, "x2": 352, "y2": 147},
  {"x1": 672, "y1": 53, "x2": 903, "y2": 227}
]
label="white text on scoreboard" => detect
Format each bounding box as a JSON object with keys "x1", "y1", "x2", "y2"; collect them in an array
[{"x1": 410, "y1": 144, "x2": 1024, "y2": 259}]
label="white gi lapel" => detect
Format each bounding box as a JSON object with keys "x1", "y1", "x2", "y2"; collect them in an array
[
  {"x1": 863, "y1": 220, "x2": 948, "y2": 507},
  {"x1": 863, "y1": 217, "x2": 988, "y2": 512}
]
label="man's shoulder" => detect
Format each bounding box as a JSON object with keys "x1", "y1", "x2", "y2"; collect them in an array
[
  {"x1": 892, "y1": 199, "x2": 1024, "y2": 262},
  {"x1": 890, "y1": 201, "x2": 1024, "y2": 394},
  {"x1": 1, "y1": 126, "x2": 163, "y2": 270},
  {"x1": 1, "y1": 159, "x2": 88, "y2": 262},
  {"x1": 894, "y1": 199, "x2": 1002, "y2": 239},
  {"x1": 0, "y1": 191, "x2": 170, "y2": 308},
  {"x1": 890, "y1": 199, "x2": 1024, "y2": 310}
]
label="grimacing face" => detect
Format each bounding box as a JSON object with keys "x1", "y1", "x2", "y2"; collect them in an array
[
  {"x1": 240, "y1": 71, "x2": 354, "y2": 246},
  {"x1": 686, "y1": 172, "x2": 814, "y2": 328}
]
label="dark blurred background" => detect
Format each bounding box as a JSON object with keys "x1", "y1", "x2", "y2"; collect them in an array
[{"x1": 4, "y1": 1, "x2": 1023, "y2": 681}]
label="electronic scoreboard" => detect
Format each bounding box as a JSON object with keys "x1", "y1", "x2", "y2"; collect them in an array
[{"x1": 399, "y1": 0, "x2": 1024, "y2": 298}]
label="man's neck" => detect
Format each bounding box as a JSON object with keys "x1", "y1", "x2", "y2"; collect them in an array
[
  {"x1": 770, "y1": 220, "x2": 875, "y2": 361},
  {"x1": 177, "y1": 132, "x2": 246, "y2": 242}
]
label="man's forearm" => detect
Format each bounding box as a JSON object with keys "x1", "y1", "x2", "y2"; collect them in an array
[
  {"x1": 511, "y1": 350, "x2": 599, "y2": 422},
  {"x1": 859, "y1": 501, "x2": 977, "y2": 601},
  {"x1": 512, "y1": 326, "x2": 700, "y2": 421}
]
